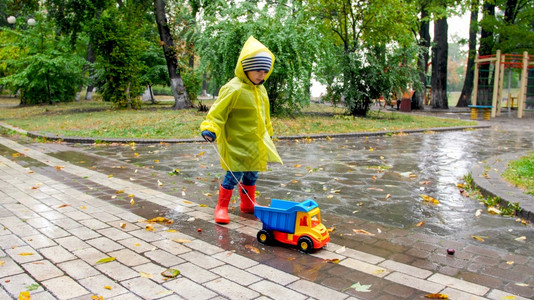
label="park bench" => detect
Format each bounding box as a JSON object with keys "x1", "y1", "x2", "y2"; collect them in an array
[{"x1": 468, "y1": 105, "x2": 493, "y2": 120}]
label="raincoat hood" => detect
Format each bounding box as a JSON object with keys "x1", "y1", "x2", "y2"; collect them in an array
[
  {"x1": 200, "y1": 36, "x2": 282, "y2": 172},
  {"x1": 235, "y1": 36, "x2": 275, "y2": 84}
]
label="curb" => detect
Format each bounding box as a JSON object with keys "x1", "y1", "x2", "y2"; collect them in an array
[
  {"x1": 471, "y1": 150, "x2": 534, "y2": 222},
  {"x1": 0, "y1": 121, "x2": 490, "y2": 144}
]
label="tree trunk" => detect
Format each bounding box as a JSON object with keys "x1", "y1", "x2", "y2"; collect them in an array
[
  {"x1": 477, "y1": 2, "x2": 495, "y2": 106},
  {"x1": 431, "y1": 15, "x2": 448, "y2": 109},
  {"x1": 153, "y1": 0, "x2": 191, "y2": 110},
  {"x1": 85, "y1": 41, "x2": 96, "y2": 100},
  {"x1": 414, "y1": 4, "x2": 430, "y2": 110},
  {"x1": 457, "y1": 0, "x2": 479, "y2": 107},
  {"x1": 202, "y1": 73, "x2": 208, "y2": 97}
]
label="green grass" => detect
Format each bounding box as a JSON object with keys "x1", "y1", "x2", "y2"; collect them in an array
[
  {"x1": 502, "y1": 152, "x2": 534, "y2": 196},
  {"x1": 0, "y1": 96, "x2": 477, "y2": 140}
]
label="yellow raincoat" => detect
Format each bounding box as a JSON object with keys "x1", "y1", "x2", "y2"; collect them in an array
[{"x1": 200, "y1": 36, "x2": 283, "y2": 172}]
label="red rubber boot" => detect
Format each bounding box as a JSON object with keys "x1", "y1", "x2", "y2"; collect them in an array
[
  {"x1": 215, "y1": 185, "x2": 233, "y2": 224},
  {"x1": 239, "y1": 184, "x2": 256, "y2": 213}
]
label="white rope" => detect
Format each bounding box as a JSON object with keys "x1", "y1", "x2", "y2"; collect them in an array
[{"x1": 209, "y1": 143, "x2": 256, "y2": 206}]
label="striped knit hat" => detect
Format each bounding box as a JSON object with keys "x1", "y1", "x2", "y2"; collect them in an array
[{"x1": 242, "y1": 52, "x2": 272, "y2": 72}]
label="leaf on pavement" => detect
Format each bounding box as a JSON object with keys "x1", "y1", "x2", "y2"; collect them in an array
[
  {"x1": 515, "y1": 236, "x2": 526, "y2": 242},
  {"x1": 325, "y1": 258, "x2": 340, "y2": 264},
  {"x1": 421, "y1": 194, "x2": 439, "y2": 205},
  {"x1": 57, "y1": 204, "x2": 71, "y2": 208},
  {"x1": 353, "y1": 229, "x2": 375, "y2": 236},
  {"x1": 19, "y1": 252, "x2": 34, "y2": 256},
  {"x1": 245, "y1": 244, "x2": 260, "y2": 254},
  {"x1": 472, "y1": 236, "x2": 486, "y2": 242},
  {"x1": 18, "y1": 291, "x2": 30, "y2": 300},
  {"x1": 343, "y1": 282, "x2": 372, "y2": 292},
  {"x1": 161, "y1": 268, "x2": 180, "y2": 278},
  {"x1": 139, "y1": 271, "x2": 153, "y2": 278},
  {"x1": 55, "y1": 166, "x2": 64, "y2": 171},
  {"x1": 104, "y1": 285, "x2": 112, "y2": 290},
  {"x1": 173, "y1": 239, "x2": 192, "y2": 243},
  {"x1": 96, "y1": 257, "x2": 116, "y2": 264},
  {"x1": 425, "y1": 293, "x2": 449, "y2": 299}
]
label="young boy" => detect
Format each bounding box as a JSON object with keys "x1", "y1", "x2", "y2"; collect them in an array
[{"x1": 200, "y1": 36, "x2": 283, "y2": 224}]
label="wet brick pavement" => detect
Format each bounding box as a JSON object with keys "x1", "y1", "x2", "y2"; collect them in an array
[{"x1": 0, "y1": 109, "x2": 533, "y2": 299}]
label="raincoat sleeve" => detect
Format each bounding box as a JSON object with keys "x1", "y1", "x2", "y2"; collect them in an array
[{"x1": 200, "y1": 85, "x2": 239, "y2": 138}]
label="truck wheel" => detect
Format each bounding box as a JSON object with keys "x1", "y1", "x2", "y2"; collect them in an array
[
  {"x1": 297, "y1": 236, "x2": 314, "y2": 253},
  {"x1": 257, "y1": 230, "x2": 273, "y2": 245}
]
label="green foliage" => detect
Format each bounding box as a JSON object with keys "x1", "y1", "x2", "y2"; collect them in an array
[
  {"x1": 307, "y1": 0, "x2": 421, "y2": 116},
  {"x1": 0, "y1": 14, "x2": 86, "y2": 105},
  {"x1": 196, "y1": 0, "x2": 325, "y2": 115},
  {"x1": 90, "y1": 5, "x2": 146, "y2": 109}
]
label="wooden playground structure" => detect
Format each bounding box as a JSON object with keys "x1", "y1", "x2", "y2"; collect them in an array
[{"x1": 471, "y1": 50, "x2": 534, "y2": 119}]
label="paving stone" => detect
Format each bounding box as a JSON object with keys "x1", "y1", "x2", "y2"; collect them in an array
[
  {"x1": 79, "y1": 218, "x2": 110, "y2": 230},
  {"x1": 378, "y1": 260, "x2": 432, "y2": 279},
  {"x1": 385, "y1": 272, "x2": 443, "y2": 294},
  {"x1": 286, "y1": 279, "x2": 348, "y2": 300},
  {"x1": 108, "y1": 248, "x2": 150, "y2": 267},
  {"x1": 41, "y1": 275, "x2": 90, "y2": 299},
  {"x1": 185, "y1": 238, "x2": 225, "y2": 256},
  {"x1": 45, "y1": 257, "x2": 90, "y2": 281},
  {"x1": 179, "y1": 250, "x2": 224, "y2": 269},
  {"x1": 24, "y1": 234, "x2": 57, "y2": 249},
  {"x1": 163, "y1": 277, "x2": 217, "y2": 299},
  {"x1": 151, "y1": 239, "x2": 192, "y2": 255},
  {"x1": 38, "y1": 225, "x2": 70, "y2": 239},
  {"x1": 339, "y1": 258, "x2": 390, "y2": 278},
  {"x1": 0, "y1": 234, "x2": 26, "y2": 249},
  {"x1": 97, "y1": 227, "x2": 132, "y2": 241},
  {"x1": 0, "y1": 257, "x2": 24, "y2": 277},
  {"x1": 121, "y1": 277, "x2": 174, "y2": 299},
  {"x1": 128, "y1": 228, "x2": 166, "y2": 243},
  {"x1": 1, "y1": 273, "x2": 45, "y2": 296},
  {"x1": 211, "y1": 265, "x2": 262, "y2": 286},
  {"x1": 144, "y1": 249, "x2": 185, "y2": 267},
  {"x1": 67, "y1": 226, "x2": 101, "y2": 240},
  {"x1": 440, "y1": 287, "x2": 487, "y2": 300},
  {"x1": 212, "y1": 250, "x2": 259, "y2": 269},
  {"x1": 6, "y1": 245, "x2": 42, "y2": 263},
  {"x1": 246, "y1": 264, "x2": 299, "y2": 286},
  {"x1": 22, "y1": 259, "x2": 64, "y2": 281},
  {"x1": 95, "y1": 261, "x2": 138, "y2": 281},
  {"x1": 204, "y1": 277, "x2": 260, "y2": 299},
  {"x1": 118, "y1": 237, "x2": 155, "y2": 253},
  {"x1": 173, "y1": 262, "x2": 218, "y2": 284},
  {"x1": 72, "y1": 247, "x2": 106, "y2": 265},
  {"x1": 55, "y1": 235, "x2": 91, "y2": 252},
  {"x1": 25, "y1": 217, "x2": 54, "y2": 229},
  {"x1": 79, "y1": 274, "x2": 129, "y2": 298},
  {"x1": 87, "y1": 236, "x2": 124, "y2": 252},
  {"x1": 249, "y1": 279, "x2": 308, "y2": 300},
  {"x1": 132, "y1": 262, "x2": 169, "y2": 283}
]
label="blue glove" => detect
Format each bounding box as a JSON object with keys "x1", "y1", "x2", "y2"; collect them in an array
[{"x1": 201, "y1": 130, "x2": 216, "y2": 142}]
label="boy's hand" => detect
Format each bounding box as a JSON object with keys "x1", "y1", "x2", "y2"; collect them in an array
[{"x1": 201, "y1": 130, "x2": 216, "y2": 142}]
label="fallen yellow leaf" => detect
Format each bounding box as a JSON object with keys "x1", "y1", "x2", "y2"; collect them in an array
[
  {"x1": 173, "y1": 239, "x2": 192, "y2": 243},
  {"x1": 18, "y1": 291, "x2": 30, "y2": 300},
  {"x1": 203, "y1": 193, "x2": 213, "y2": 197},
  {"x1": 353, "y1": 229, "x2": 375, "y2": 236},
  {"x1": 183, "y1": 200, "x2": 193, "y2": 204},
  {"x1": 245, "y1": 244, "x2": 260, "y2": 254},
  {"x1": 488, "y1": 206, "x2": 501, "y2": 215},
  {"x1": 415, "y1": 220, "x2": 426, "y2": 227},
  {"x1": 139, "y1": 271, "x2": 153, "y2": 278},
  {"x1": 96, "y1": 257, "x2": 116, "y2": 264},
  {"x1": 57, "y1": 204, "x2": 71, "y2": 208},
  {"x1": 166, "y1": 229, "x2": 177, "y2": 233},
  {"x1": 472, "y1": 236, "x2": 486, "y2": 242},
  {"x1": 385, "y1": 194, "x2": 391, "y2": 199},
  {"x1": 425, "y1": 293, "x2": 448, "y2": 299},
  {"x1": 145, "y1": 224, "x2": 155, "y2": 231},
  {"x1": 19, "y1": 252, "x2": 34, "y2": 256},
  {"x1": 104, "y1": 286, "x2": 112, "y2": 290},
  {"x1": 421, "y1": 194, "x2": 439, "y2": 205},
  {"x1": 108, "y1": 174, "x2": 113, "y2": 178},
  {"x1": 130, "y1": 199, "x2": 135, "y2": 205},
  {"x1": 55, "y1": 166, "x2": 64, "y2": 171},
  {"x1": 326, "y1": 258, "x2": 340, "y2": 263},
  {"x1": 294, "y1": 164, "x2": 301, "y2": 168},
  {"x1": 0, "y1": 260, "x2": 5, "y2": 266}
]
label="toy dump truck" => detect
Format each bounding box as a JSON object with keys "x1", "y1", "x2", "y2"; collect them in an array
[{"x1": 254, "y1": 199, "x2": 330, "y2": 253}]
